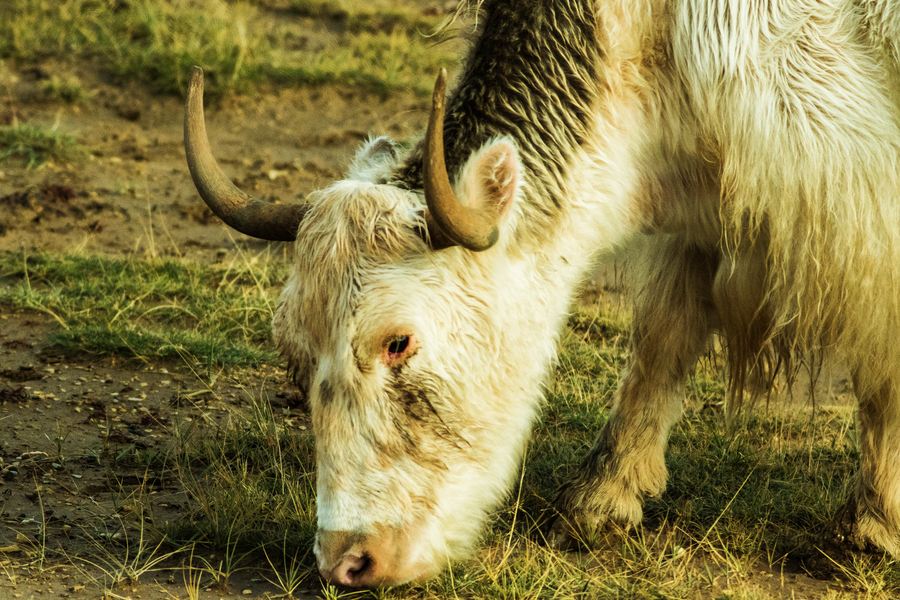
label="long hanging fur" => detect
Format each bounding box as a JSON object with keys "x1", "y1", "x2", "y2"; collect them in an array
[
  {"x1": 683, "y1": 1, "x2": 900, "y2": 401},
  {"x1": 550, "y1": 0, "x2": 900, "y2": 556}
]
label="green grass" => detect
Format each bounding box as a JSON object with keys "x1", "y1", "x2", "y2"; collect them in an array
[
  {"x1": 0, "y1": 0, "x2": 456, "y2": 97},
  {"x1": 0, "y1": 121, "x2": 84, "y2": 167},
  {"x1": 0, "y1": 251, "x2": 286, "y2": 369},
  {"x1": 165, "y1": 391, "x2": 317, "y2": 554},
  {"x1": 41, "y1": 75, "x2": 89, "y2": 104},
  {"x1": 2, "y1": 251, "x2": 898, "y2": 598}
]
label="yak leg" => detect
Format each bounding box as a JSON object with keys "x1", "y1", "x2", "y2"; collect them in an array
[
  {"x1": 824, "y1": 368, "x2": 900, "y2": 558},
  {"x1": 549, "y1": 240, "x2": 716, "y2": 547}
]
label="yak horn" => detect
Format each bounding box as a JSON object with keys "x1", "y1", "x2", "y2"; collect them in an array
[
  {"x1": 184, "y1": 66, "x2": 306, "y2": 242},
  {"x1": 424, "y1": 69, "x2": 499, "y2": 251}
]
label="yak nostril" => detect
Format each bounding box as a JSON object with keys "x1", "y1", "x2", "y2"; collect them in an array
[
  {"x1": 335, "y1": 553, "x2": 373, "y2": 586},
  {"x1": 348, "y1": 554, "x2": 371, "y2": 577}
]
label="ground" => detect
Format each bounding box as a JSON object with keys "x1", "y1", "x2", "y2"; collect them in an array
[
  {"x1": 0, "y1": 26, "x2": 890, "y2": 600},
  {"x1": 0, "y1": 54, "x2": 429, "y2": 260}
]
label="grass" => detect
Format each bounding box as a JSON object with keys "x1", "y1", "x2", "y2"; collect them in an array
[
  {"x1": 165, "y1": 390, "x2": 318, "y2": 553},
  {"x1": 2, "y1": 252, "x2": 899, "y2": 598},
  {"x1": 41, "y1": 75, "x2": 89, "y2": 104},
  {"x1": 0, "y1": 0, "x2": 457, "y2": 98},
  {"x1": 0, "y1": 121, "x2": 83, "y2": 168},
  {"x1": 0, "y1": 251, "x2": 286, "y2": 371}
]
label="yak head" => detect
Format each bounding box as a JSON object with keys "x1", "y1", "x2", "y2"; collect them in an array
[{"x1": 184, "y1": 67, "x2": 552, "y2": 587}]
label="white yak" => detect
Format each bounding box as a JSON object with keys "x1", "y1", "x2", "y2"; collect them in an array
[{"x1": 184, "y1": 0, "x2": 900, "y2": 587}]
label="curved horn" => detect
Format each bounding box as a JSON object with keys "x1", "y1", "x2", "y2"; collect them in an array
[
  {"x1": 424, "y1": 69, "x2": 499, "y2": 251},
  {"x1": 184, "y1": 66, "x2": 306, "y2": 241}
]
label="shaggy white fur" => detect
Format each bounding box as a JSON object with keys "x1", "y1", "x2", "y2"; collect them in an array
[{"x1": 553, "y1": 0, "x2": 900, "y2": 559}]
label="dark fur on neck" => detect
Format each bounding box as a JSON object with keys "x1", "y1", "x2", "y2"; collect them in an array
[{"x1": 395, "y1": 0, "x2": 601, "y2": 216}]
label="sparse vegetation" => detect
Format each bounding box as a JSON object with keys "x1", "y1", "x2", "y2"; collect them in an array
[
  {"x1": 0, "y1": 121, "x2": 83, "y2": 167},
  {"x1": 0, "y1": 251, "x2": 286, "y2": 369},
  {"x1": 41, "y1": 75, "x2": 88, "y2": 104},
  {"x1": 0, "y1": 0, "x2": 457, "y2": 97},
  {"x1": 165, "y1": 389, "x2": 317, "y2": 552}
]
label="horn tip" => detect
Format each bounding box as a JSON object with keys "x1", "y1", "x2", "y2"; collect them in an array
[{"x1": 190, "y1": 66, "x2": 204, "y2": 90}]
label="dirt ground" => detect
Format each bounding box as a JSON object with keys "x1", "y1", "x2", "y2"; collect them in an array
[
  {"x1": 0, "y1": 53, "x2": 862, "y2": 600},
  {"x1": 0, "y1": 54, "x2": 430, "y2": 260}
]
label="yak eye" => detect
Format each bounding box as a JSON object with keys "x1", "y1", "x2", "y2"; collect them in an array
[
  {"x1": 383, "y1": 333, "x2": 417, "y2": 367},
  {"x1": 388, "y1": 335, "x2": 409, "y2": 355}
]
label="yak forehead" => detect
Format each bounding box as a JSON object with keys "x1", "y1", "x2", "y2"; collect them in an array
[{"x1": 283, "y1": 179, "x2": 429, "y2": 353}]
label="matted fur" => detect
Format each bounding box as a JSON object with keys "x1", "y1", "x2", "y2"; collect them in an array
[
  {"x1": 256, "y1": 0, "x2": 900, "y2": 586},
  {"x1": 550, "y1": 0, "x2": 900, "y2": 558}
]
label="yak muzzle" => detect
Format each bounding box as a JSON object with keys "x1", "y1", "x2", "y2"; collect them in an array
[{"x1": 315, "y1": 526, "x2": 437, "y2": 588}]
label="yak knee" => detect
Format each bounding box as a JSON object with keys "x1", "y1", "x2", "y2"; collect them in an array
[{"x1": 550, "y1": 243, "x2": 717, "y2": 548}]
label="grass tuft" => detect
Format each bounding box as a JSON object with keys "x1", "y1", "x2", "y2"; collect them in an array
[
  {"x1": 0, "y1": 121, "x2": 83, "y2": 167},
  {"x1": 42, "y1": 75, "x2": 89, "y2": 104},
  {"x1": 0, "y1": 251, "x2": 285, "y2": 368}
]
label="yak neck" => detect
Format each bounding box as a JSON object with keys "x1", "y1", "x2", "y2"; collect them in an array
[{"x1": 396, "y1": 0, "x2": 602, "y2": 215}]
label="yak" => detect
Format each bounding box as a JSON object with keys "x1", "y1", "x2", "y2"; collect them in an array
[{"x1": 184, "y1": 0, "x2": 900, "y2": 588}]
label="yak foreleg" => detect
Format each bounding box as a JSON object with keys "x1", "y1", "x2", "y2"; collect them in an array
[
  {"x1": 821, "y1": 368, "x2": 900, "y2": 560},
  {"x1": 549, "y1": 241, "x2": 717, "y2": 548}
]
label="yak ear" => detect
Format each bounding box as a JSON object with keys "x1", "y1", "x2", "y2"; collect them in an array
[
  {"x1": 454, "y1": 138, "x2": 520, "y2": 222},
  {"x1": 349, "y1": 136, "x2": 398, "y2": 180}
]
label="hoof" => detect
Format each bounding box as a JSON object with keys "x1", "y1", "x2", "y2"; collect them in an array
[
  {"x1": 819, "y1": 496, "x2": 883, "y2": 555},
  {"x1": 803, "y1": 496, "x2": 888, "y2": 578},
  {"x1": 541, "y1": 509, "x2": 629, "y2": 552},
  {"x1": 543, "y1": 512, "x2": 582, "y2": 551}
]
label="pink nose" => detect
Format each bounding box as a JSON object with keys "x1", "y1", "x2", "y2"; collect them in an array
[
  {"x1": 315, "y1": 528, "x2": 433, "y2": 588},
  {"x1": 319, "y1": 551, "x2": 376, "y2": 587},
  {"x1": 316, "y1": 529, "x2": 389, "y2": 588}
]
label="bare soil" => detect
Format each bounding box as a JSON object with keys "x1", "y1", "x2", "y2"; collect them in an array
[
  {"x1": 0, "y1": 55, "x2": 860, "y2": 600},
  {"x1": 0, "y1": 55, "x2": 430, "y2": 261}
]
